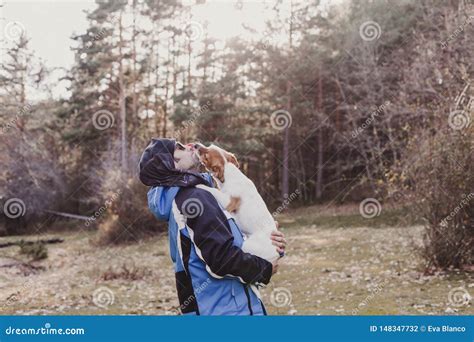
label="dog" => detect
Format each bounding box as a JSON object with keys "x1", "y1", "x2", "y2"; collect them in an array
[{"x1": 194, "y1": 143, "x2": 280, "y2": 262}]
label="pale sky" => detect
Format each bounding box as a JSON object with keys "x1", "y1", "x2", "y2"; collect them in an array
[
  {"x1": 1, "y1": 0, "x2": 96, "y2": 69},
  {"x1": 1, "y1": 0, "x2": 271, "y2": 67},
  {"x1": 0, "y1": 0, "x2": 307, "y2": 100},
  {"x1": 1, "y1": 0, "x2": 97, "y2": 99}
]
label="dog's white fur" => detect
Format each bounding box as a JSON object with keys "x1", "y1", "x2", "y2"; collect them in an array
[{"x1": 196, "y1": 145, "x2": 280, "y2": 262}]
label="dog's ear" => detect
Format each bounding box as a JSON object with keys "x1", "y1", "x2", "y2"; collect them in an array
[
  {"x1": 224, "y1": 152, "x2": 239, "y2": 168},
  {"x1": 195, "y1": 142, "x2": 209, "y2": 153}
]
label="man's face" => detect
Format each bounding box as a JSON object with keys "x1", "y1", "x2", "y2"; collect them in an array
[{"x1": 173, "y1": 142, "x2": 200, "y2": 170}]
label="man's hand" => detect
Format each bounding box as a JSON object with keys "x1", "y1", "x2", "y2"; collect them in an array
[{"x1": 271, "y1": 221, "x2": 287, "y2": 255}]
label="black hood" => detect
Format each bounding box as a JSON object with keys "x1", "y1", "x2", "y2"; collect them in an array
[{"x1": 138, "y1": 138, "x2": 207, "y2": 187}]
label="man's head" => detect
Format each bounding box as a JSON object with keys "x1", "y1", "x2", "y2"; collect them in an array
[
  {"x1": 138, "y1": 138, "x2": 206, "y2": 188},
  {"x1": 173, "y1": 141, "x2": 200, "y2": 171}
]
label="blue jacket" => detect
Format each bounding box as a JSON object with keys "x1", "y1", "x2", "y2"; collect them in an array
[{"x1": 147, "y1": 174, "x2": 272, "y2": 315}]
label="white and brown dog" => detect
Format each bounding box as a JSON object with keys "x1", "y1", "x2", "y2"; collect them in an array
[{"x1": 194, "y1": 143, "x2": 280, "y2": 262}]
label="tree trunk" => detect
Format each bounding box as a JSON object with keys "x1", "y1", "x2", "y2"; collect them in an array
[
  {"x1": 316, "y1": 69, "x2": 324, "y2": 200},
  {"x1": 281, "y1": 0, "x2": 293, "y2": 201},
  {"x1": 131, "y1": 0, "x2": 138, "y2": 129},
  {"x1": 282, "y1": 125, "x2": 290, "y2": 199},
  {"x1": 119, "y1": 12, "x2": 127, "y2": 172}
]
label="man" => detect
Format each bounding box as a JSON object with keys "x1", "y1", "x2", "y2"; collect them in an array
[{"x1": 139, "y1": 138, "x2": 286, "y2": 315}]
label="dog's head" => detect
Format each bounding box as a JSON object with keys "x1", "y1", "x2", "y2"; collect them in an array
[{"x1": 194, "y1": 143, "x2": 239, "y2": 183}]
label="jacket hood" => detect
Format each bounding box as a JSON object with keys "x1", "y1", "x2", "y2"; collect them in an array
[
  {"x1": 148, "y1": 173, "x2": 213, "y2": 221},
  {"x1": 139, "y1": 138, "x2": 207, "y2": 188}
]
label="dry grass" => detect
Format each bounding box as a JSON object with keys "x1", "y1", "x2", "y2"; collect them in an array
[{"x1": 0, "y1": 206, "x2": 472, "y2": 315}]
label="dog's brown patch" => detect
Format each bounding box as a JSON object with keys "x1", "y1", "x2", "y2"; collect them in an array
[
  {"x1": 196, "y1": 144, "x2": 240, "y2": 183},
  {"x1": 226, "y1": 196, "x2": 241, "y2": 213},
  {"x1": 198, "y1": 147, "x2": 226, "y2": 182}
]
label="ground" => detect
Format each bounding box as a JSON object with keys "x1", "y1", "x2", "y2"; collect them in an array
[{"x1": 0, "y1": 204, "x2": 472, "y2": 315}]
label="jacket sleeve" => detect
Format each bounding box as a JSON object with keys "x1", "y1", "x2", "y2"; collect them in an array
[{"x1": 176, "y1": 187, "x2": 273, "y2": 285}]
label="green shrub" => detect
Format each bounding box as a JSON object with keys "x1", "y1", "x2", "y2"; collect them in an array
[{"x1": 19, "y1": 241, "x2": 48, "y2": 261}]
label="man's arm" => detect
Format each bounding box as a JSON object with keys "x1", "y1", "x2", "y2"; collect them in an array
[{"x1": 176, "y1": 187, "x2": 273, "y2": 285}]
